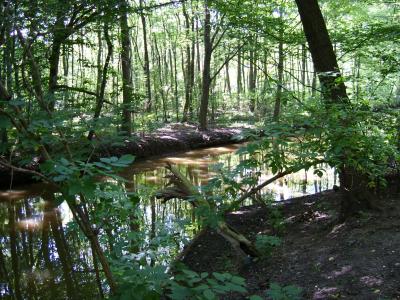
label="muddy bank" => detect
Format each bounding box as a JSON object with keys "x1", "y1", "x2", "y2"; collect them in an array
[
  {"x1": 0, "y1": 125, "x2": 250, "y2": 188},
  {"x1": 181, "y1": 189, "x2": 400, "y2": 299},
  {"x1": 95, "y1": 125, "x2": 247, "y2": 159}
]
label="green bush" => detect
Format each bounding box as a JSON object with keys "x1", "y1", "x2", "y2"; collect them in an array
[
  {"x1": 266, "y1": 283, "x2": 303, "y2": 300},
  {"x1": 255, "y1": 235, "x2": 282, "y2": 257}
]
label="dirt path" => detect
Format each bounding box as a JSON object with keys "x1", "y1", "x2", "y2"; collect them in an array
[{"x1": 181, "y1": 190, "x2": 400, "y2": 299}]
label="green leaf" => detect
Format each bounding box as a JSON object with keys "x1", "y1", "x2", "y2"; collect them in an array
[
  {"x1": 203, "y1": 289, "x2": 216, "y2": 300},
  {"x1": 249, "y1": 296, "x2": 263, "y2": 300},
  {"x1": 0, "y1": 115, "x2": 11, "y2": 129},
  {"x1": 118, "y1": 154, "x2": 135, "y2": 165},
  {"x1": 212, "y1": 272, "x2": 227, "y2": 282}
]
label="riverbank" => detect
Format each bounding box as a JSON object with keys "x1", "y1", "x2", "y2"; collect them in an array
[
  {"x1": 0, "y1": 124, "x2": 251, "y2": 188},
  {"x1": 181, "y1": 187, "x2": 400, "y2": 299}
]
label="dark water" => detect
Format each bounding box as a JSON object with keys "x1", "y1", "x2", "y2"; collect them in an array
[{"x1": 0, "y1": 143, "x2": 336, "y2": 298}]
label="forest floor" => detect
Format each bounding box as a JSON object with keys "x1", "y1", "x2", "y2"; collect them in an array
[{"x1": 182, "y1": 187, "x2": 400, "y2": 299}]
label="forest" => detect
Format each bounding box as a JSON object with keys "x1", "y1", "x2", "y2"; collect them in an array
[{"x1": 0, "y1": 0, "x2": 399, "y2": 299}]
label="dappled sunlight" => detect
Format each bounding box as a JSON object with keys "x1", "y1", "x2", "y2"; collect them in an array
[
  {"x1": 17, "y1": 217, "x2": 43, "y2": 231},
  {"x1": 59, "y1": 201, "x2": 74, "y2": 224},
  {"x1": 329, "y1": 223, "x2": 346, "y2": 236},
  {"x1": 0, "y1": 190, "x2": 30, "y2": 201},
  {"x1": 165, "y1": 157, "x2": 213, "y2": 165},
  {"x1": 159, "y1": 135, "x2": 180, "y2": 141},
  {"x1": 313, "y1": 211, "x2": 331, "y2": 220},
  {"x1": 313, "y1": 287, "x2": 339, "y2": 299},
  {"x1": 360, "y1": 275, "x2": 383, "y2": 287},
  {"x1": 143, "y1": 175, "x2": 161, "y2": 184},
  {"x1": 323, "y1": 265, "x2": 352, "y2": 279}
]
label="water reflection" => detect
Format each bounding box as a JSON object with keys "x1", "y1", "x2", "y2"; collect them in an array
[
  {"x1": 0, "y1": 143, "x2": 336, "y2": 298},
  {"x1": 123, "y1": 143, "x2": 335, "y2": 202}
]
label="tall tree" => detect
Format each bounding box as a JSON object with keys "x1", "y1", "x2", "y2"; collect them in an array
[
  {"x1": 182, "y1": 1, "x2": 195, "y2": 122},
  {"x1": 140, "y1": 0, "x2": 152, "y2": 112},
  {"x1": 120, "y1": 0, "x2": 133, "y2": 135},
  {"x1": 199, "y1": 0, "x2": 212, "y2": 131},
  {"x1": 273, "y1": 13, "x2": 284, "y2": 122},
  {"x1": 295, "y1": 0, "x2": 372, "y2": 217}
]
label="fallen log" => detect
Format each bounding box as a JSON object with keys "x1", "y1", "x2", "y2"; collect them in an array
[{"x1": 156, "y1": 163, "x2": 260, "y2": 260}]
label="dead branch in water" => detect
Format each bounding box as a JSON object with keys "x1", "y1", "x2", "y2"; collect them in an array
[{"x1": 156, "y1": 163, "x2": 260, "y2": 259}]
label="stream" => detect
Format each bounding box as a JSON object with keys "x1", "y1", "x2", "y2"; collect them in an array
[{"x1": 0, "y1": 143, "x2": 336, "y2": 298}]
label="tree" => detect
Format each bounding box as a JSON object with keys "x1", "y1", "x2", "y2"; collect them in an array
[
  {"x1": 295, "y1": 0, "x2": 376, "y2": 217},
  {"x1": 140, "y1": 0, "x2": 153, "y2": 112},
  {"x1": 120, "y1": 0, "x2": 133, "y2": 136},
  {"x1": 199, "y1": 0, "x2": 212, "y2": 131}
]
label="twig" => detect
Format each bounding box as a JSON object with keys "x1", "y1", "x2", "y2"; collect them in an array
[{"x1": 0, "y1": 159, "x2": 53, "y2": 184}]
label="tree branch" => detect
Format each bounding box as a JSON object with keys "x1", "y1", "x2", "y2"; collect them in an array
[
  {"x1": 0, "y1": 159, "x2": 53, "y2": 184},
  {"x1": 210, "y1": 43, "x2": 244, "y2": 82},
  {"x1": 54, "y1": 85, "x2": 98, "y2": 97}
]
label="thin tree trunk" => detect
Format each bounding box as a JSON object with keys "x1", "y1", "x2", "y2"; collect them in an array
[
  {"x1": 301, "y1": 43, "x2": 307, "y2": 100},
  {"x1": 140, "y1": 0, "x2": 152, "y2": 112},
  {"x1": 120, "y1": 0, "x2": 133, "y2": 135},
  {"x1": 199, "y1": 0, "x2": 212, "y2": 131},
  {"x1": 237, "y1": 47, "x2": 242, "y2": 108},
  {"x1": 273, "y1": 23, "x2": 284, "y2": 122},
  {"x1": 88, "y1": 22, "x2": 113, "y2": 140},
  {"x1": 225, "y1": 61, "x2": 231, "y2": 95},
  {"x1": 249, "y1": 39, "x2": 257, "y2": 113},
  {"x1": 47, "y1": 15, "x2": 65, "y2": 111}
]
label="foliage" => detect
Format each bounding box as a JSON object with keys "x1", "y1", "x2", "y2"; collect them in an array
[
  {"x1": 237, "y1": 101, "x2": 399, "y2": 191},
  {"x1": 266, "y1": 283, "x2": 303, "y2": 300},
  {"x1": 39, "y1": 154, "x2": 135, "y2": 207},
  {"x1": 111, "y1": 261, "x2": 248, "y2": 300},
  {"x1": 268, "y1": 207, "x2": 286, "y2": 235},
  {"x1": 255, "y1": 235, "x2": 282, "y2": 257},
  {"x1": 169, "y1": 269, "x2": 247, "y2": 300},
  {"x1": 111, "y1": 261, "x2": 168, "y2": 300}
]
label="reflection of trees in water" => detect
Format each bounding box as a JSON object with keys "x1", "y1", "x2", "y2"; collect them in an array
[
  {"x1": 0, "y1": 146, "x2": 336, "y2": 298},
  {"x1": 1, "y1": 197, "x2": 98, "y2": 298}
]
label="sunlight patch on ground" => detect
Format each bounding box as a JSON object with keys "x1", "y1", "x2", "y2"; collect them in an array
[
  {"x1": 329, "y1": 223, "x2": 346, "y2": 235},
  {"x1": 360, "y1": 275, "x2": 383, "y2": 287},
  {"x1": 313, "y1": 287, "x2": 339, "y2": 299},
  {"x1": 323, "y1": 265, "x2": 352, "y2": 279}
]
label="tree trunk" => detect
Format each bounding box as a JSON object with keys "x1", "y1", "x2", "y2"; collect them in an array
[
  {"x1": 237, "y1": 47, "x2": 242, "y2": 108},
  {"x1": 249, "y1": 40, "x2": 257, "y2": 113},
  {"x1": 140, "y1": 0, "x2": 152, "y2": 112},
  {"x1": 120, "y1": 0, "x2": 133, "y2": 136},
  {"x1": 273, "y1": 17, "x2": 284, "y2": 122},
  {"x1": 88, "y1": 22, "x2": 113, "y2": 140},
  {"x1": 295, "y1": 0, "x2": 374, "y2": 218},
  {"x1": 199, "y1": 0, "x2": 212, "y2": 131},
  {"x1": 182, "y1": 2, "x2": 194, "y2": 122},
  {"x1": 295, "y1": 0, "x2": 348, "y2": 104}
]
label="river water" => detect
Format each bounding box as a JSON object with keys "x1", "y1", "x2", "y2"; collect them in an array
[{"x1": 0, "y1": 143, "x2": 336, "y2": 298}]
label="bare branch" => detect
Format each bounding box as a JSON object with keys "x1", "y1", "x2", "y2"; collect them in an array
[
  {"x1": 54, "y1": 85, "x2": 98, "y2": 97},
  {"x1": 210, "y1": 43, "x2": 245, "y2": 82},
  {"x1": 0, "y1": 159, "x2": 54, "y2": 184}
]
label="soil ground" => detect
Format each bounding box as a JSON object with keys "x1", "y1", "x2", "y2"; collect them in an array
[{"x1": 181, "y1": 188, "x2": 400, "y2": 299}]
